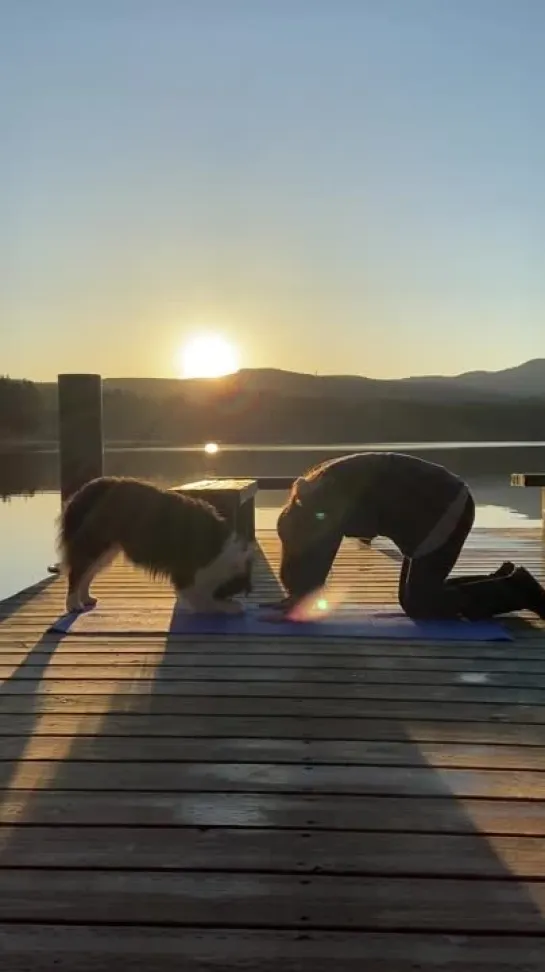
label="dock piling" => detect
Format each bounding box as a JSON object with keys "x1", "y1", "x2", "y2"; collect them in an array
[{"x1": 58, "y1": 373, "x2": 104, "y2": 503}]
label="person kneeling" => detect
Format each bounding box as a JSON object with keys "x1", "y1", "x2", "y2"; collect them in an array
[{"x1": 275, "y1": 452, "x2": 545, "y2": 621}]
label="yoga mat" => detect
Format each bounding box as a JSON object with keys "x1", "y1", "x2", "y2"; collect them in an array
[{"x1": 48, "y1": 603, "x2": 512, "y2": 642}]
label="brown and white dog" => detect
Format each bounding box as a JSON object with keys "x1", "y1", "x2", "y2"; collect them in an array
[{"x1": 58, "y1": 477, "x2": 254, "y2": 615}]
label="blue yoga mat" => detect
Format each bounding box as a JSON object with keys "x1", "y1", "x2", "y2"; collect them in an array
[{"x1": 49, "y1": 605, "x2": 512, "y2": 642}]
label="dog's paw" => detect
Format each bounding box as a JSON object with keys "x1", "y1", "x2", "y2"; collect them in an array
[
  {"x1": 82, "y1": 597, "x2": 98, "y2": 609},
  {"x1": 65, "y1": 598, "x2": 84, "y2": 614}
]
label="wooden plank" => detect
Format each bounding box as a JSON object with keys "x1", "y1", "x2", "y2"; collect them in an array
[
  {"x1": 5, "y1": 650, "x2": 545, "y2": 673},
  {"x1": 5, "y1": 620, "x2": 544, "y2": 636},
  {"x1": 1, "y1": 870, "x2": 545, "y2": 932},
  {"x1": 2, "y1": 825, "x2": 545, "y2": 879},
  {"x1": 2, "y1": 527, "x2": 545, "y2": 960},
  {"x1": 3, "y1": 791, "x2": 545, "y2": 835},
  {"x1": 1, "y1": 927, "x2": 544, "y2": 972},
  {"x1": 1, "y1": 694, "x2": 545, "y2": 722},
  {"x1": 1, "y1": 760, "x2": 545, "y2": 797},
  {"x1": 4, "y1": 631, "x2": 545, "y2": 655},
  {"x1": 4, "y1": 677, "x2": 545, "y2": 705},
  {"x1": 2, "y1": 713, "x2": 545, "y2": 744},
  {"x1": 4, "y1": 663, "x2": 545, "y2": 688},
  {"x1": 2, "y1": 735, "x2": 545, "y2": 770},
  {"x1": 4, "y1": 620, "x2": 545, "y2": 648}
]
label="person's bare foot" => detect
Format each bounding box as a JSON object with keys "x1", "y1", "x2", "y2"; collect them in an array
[
  {"x1": 65, "y1": 593, "x2": 82, "y2": 613},
  {"x1": 512, "y1": 567, "x2": 545, "y2": 619}
]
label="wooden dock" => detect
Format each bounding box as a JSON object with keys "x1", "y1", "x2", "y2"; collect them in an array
[{"x1": 1, "y1": 528, "x2": 545, "y2": 969}]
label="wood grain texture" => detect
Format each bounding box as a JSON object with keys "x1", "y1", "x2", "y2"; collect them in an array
[{"x1": 1, "y1": 526, "x2": 545, "y2": 961}]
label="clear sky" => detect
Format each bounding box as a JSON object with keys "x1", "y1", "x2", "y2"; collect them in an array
[{"x1": 2, "y1": 0, "x2": 544, "y2": 381}]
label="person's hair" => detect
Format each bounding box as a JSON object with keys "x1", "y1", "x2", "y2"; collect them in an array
[
  {"x1": 287, "y1": 460, "x2": 330, "y2": 506},
  {"x1": 279, "y1": 461, "x2": 345, "y2": 596},
  {"x1": 280, "y1": 460, "x2": 348, "y2": 543}
]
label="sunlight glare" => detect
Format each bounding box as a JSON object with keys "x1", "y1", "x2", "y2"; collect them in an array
[
  {"x1": 179, "y1": 334, "x2": 239, "y2": 379},
  {"x1": 289, "y1": 586, "x2": 348, "y2": 622}
]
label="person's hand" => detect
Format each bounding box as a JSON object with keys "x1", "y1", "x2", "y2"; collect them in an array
[
  {"x1": 258, "y1": 596, "x2": 300, "y2": 622},
  {"x1": 258, "y1": 596, "x2": 294, "y2": 610}
]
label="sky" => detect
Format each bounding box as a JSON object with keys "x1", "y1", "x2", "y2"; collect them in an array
[{"x1": 1, "y1": 0, "x2": 544, "y2": 381}]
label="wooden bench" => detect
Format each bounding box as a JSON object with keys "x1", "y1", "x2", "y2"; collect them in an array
[
  {"x1": 172, "y1": 478, "x2": 258, "y2": 542},
  {"x1": 511, "y1": 472, "x2": 545, "y2": 533}
]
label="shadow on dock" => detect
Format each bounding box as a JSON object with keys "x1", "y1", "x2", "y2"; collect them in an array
[{"x1": 0, "y1": 536, "x2": 545, "y2": 966}]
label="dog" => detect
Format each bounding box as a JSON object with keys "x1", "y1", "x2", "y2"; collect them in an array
[{"x1": 58, "y1": 477, "x2": 254, "y2": 615}]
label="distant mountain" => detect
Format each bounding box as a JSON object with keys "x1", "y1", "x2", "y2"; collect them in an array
[
  {"x1": 102, "y1": 358, "x2": 545, "y2": 403},
  {"x1": 19, "y1": 359, "x2": 545, "y2": 444},
  {"x1": 402, "y1": 358, "x2": 545, "y2": 398},
  {"x1": 35, "y1": 358, "x2": 545, "y2": 405},
  {"x1": 454, "y1": 358, "x2": 545, "y2": 396}
]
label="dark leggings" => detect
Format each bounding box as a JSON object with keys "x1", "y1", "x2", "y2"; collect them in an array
[{"x1": 399, "y1": 495, "x2": 478, "y2": 619}]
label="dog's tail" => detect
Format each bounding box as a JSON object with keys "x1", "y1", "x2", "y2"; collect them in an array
[{"x1": 57, "y1": 477, "x2": 118, "y2": 569}]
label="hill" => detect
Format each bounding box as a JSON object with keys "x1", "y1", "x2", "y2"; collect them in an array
[
  {"x1": 6, "y1": 359, "x2": 545, "y2": 445},
  {"x1": 401, "y1": 358, "x2": 545, "y2": 397},
  {"x1": 95, "y1": 358, "x2": 545, "y2": 404}
]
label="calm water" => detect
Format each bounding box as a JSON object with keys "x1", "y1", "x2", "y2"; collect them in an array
[{"x1": 1, "y1": 442, "x2": 544, "y2": 602}]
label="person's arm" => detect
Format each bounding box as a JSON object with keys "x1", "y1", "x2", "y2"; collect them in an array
[
  {"x1": 259, "y1": 530, "x2": 343, "y2": 615},
  {"x1": 279, "y1": 528, "x2": 344, "y2": 602},
  {"x1": 271, "y1": 468, "x2": 346, "y2": 612}
]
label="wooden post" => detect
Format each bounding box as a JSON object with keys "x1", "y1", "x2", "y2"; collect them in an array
[
  {"x1": 58, "y1": 374, "x2": 104, "y2": 503},
  {"x1": 172, "y1": 479, "x2": 258, "y2": 543},
  {"x1": 511, "y1": 473, "x2": 545, "y2": 539}
]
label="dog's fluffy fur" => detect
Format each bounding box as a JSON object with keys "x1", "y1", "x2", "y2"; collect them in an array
[{"x1": 58, "y1": 477, "x2": 253, "y2": 614}]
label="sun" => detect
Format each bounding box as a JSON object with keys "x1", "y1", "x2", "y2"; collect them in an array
[{"x1": 178, "y1": 333, "x2": 240, "y2": 379}]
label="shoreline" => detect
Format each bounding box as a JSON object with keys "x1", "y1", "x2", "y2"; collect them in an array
[{"x1": 3, "y1": 439, "x2": 545, "y2": 454}]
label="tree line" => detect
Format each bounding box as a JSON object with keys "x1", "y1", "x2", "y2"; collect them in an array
[
  {"x1": 0, "y1": 377, "x2": 43, "y2": 437},
  {"x1": 2, "y1": 374, "x2": 545, "y2": 444}
]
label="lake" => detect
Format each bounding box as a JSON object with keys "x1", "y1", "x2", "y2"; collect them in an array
[{"x1": 1, "y1": 442, "x2": 544, "y2": 602}]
